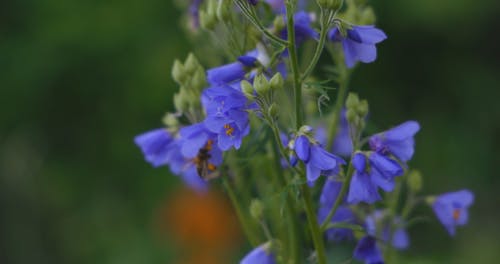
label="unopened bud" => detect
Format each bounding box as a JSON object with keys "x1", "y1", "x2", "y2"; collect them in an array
[
  {"x1": 346, "y1": 108, "x2": 357, "y2": 123},
  {"x1": 359, "y1": 7, "x2": 376, "y2": 25},
  {"x1": 184, "y1": 53, "x2": 200, "y2": 74},
  {"x1": 162, "y1": 113, "x2": 180, "y2": 128},
  {"x1": 268, "y1": 103, "x2": 279, "y2": 118},
  {"x1": 199, "y1": 10, "x2": 217, "y2": 30},
  {"x1": 241, "y1": 80, "x2": 254, "y2": 99},
  {"x1": 191, "y1": 68, "x2": 206, "y2": 91},
  {"x1": 357, "y1": 99, "x2": 369, "y2": 116},
  {"x1": 269, "y1": 73, "x2": 284, "y2": 91},
  {"x1": 253, "y1": 74, "x2": 270, "y2": 95},
  {"x1": 250, "y1": 199, "x2": 264, "y2": 221},
  {"x1": 346, "y1": 92, "x2": 360, "y2": 109},
  {"x1": 273, "y1": 17, "x2": 285, "y2": 33},
  {"x1": 318, "y1": 0, "x2": 342, "y2": 11},
  {"x1": 172, "y1": 60, "x2": 186, "y2": 84},
  {"x1": 216, "y1": 0, "x2": 231, "y2": 22},
  {"x1": 173, "y1": 92, "x2": 189, "y2": 113},
  {"x1": 407, "y1": 170, "x2": 423, "y2": 193}
]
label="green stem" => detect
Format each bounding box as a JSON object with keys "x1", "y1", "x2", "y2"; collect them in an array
[
  {"x1": 300, "y1": 184, "x2": 327, "y2": 264},
  {"x1": 222, "y1": 175, "x2": 261, "y2": 246},
  {"x1": 301, "y1": 9, "x2": 332, "y2": 81},
  {"x1": 233, "y1": 0, "x2": 288, "y2": 46},
  {"x1": 326, "y1": 69, "x2": 351, "y2": 148},
  {"x1": 270, "y1": 133, "x2": 300, "y2": 264},
  {"x1": 320, "y1": 162, "x2": 354, "y2": 231},
  {"x1": 285, "y1": 1, "x2": 303, "y2": 130},
  {"x1": 285, "y1": 2, "x2": 327, "y2": 263}
]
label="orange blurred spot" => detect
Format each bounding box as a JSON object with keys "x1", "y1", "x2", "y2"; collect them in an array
[{"x1": 156, "y1": 188, "x2": 242, "y2": 264}]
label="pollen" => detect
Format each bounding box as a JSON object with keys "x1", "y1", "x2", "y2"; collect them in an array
[
  {"x1": 452, "y1": 208, "x2": 461, "y2": 221},
  {"x1": 208, "y1": 163, "x2": 216, "y2": 171},
  {"x1": 224, "y1": 124, "x2": 235, "y2": 136}
]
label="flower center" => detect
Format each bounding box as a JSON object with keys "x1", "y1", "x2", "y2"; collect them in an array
[
  {"x1": 452, "y1": 208, "x2": 461, "y2": 221},
  {"x1": 224, "y1": 124, "x2": 235, "y2": 136}
]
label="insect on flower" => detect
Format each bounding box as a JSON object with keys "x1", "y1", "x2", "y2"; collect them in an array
[{"x1": 193, "y1": 139, "x2": 220, "y2": 180}]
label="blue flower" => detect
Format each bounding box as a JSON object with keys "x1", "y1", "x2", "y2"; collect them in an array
[
  {"x1": 431, "y1": 189, "x2": 474, "y2": 236},
  {"x1": 134, "y1": 128, "x2": 176, "y2": 167},
  {"x1": 354, "y1": 211, "x2": 410, "y2": 264},
  {"x1": 205, "y1": 109, "x2": 250, "y2": 151},
  {"x1": 347, "y1": 152, "x2": 404, "y2": 204},
  {"x1": 201, "y1": 85, "x2": 248, "y2": 117},
  {"x1": 369, "y1": 121, "x2": 420, "y2": 162},
  {"x1": 320, "y1": 177, "x2": 343, "y2": 206},
  {"x1": 281, "y1": 11, "x2": 319, "y2": 45},
  {"x1": 365, "y1": 211, "x2": 409, "y2": 250},
  {"x1": 179, "y1": 122, "x2": 217, "y2": 158},
  {"x1": 318, "y1": 205, "x2": 356, "y2": 242},
  {"x1": 347, "y1": 153, "x2": 381, "y2": 204},
  {"x1": 206, "y1": 61, "x2": 247, "y2": 86},
  {"x1": 332, "y1": 109, "x2": 354, "y2": 157},
  {"x1": 240, "y1": 243, "x2": 276, "y2": 264},
  {"x1": 354, "y1": 236, "x2": 384, "y2": 264},
  {"x1": 293, "y1": 135, "x2": 345, "y2": 183},
  {"x1": 329, "y1": 25, "x2": 387, "y2": 68}
]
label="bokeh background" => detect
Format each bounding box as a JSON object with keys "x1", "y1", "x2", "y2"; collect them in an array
[{"x1": 1, "y1": 0, "x2": 499, "y2": 263}]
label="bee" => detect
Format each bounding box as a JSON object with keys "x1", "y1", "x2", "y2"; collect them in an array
[{"x1": 193, "y1": 140, "x2": 219, "y2": 180}]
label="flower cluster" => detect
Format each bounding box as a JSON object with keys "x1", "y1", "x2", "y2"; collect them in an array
[{"x1": 135, "y1": 1, "x2": 474, "y2": 263}]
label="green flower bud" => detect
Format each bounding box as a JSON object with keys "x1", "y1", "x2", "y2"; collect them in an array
[
  {"x1": 241, "y1": 80, "x2": 255, "y2": 99},
  {"x1": 268, "y1": 103, "x2": 279, "y2": 119},
  {"x1": 356, "y1": 99, "x2": 369, "y2": 116},
  {"x1": 346, "y1": 108, "x2": 357, "y2": 123},
  {"x1": 250, "y1": 199, "x2": 264, "y2": 221},
  {"x1": 318, "y1": 0, "x2": 342, "y2": 11},
  {"x1": 173, "y1": 91, "x2": 189, "y2": 113},
  {"x1": 191, "y1": 68, "x2": 207, "y2": 91},
  {"x1": 407, "y1": 170, "x2": 423, "y2": 193},
  {"x1": 253, "y1": 74, "x2": 270, "y2": 95},
  {"x1": 171, "y1": 60, "x2": 186, "y2": 84},
  {"x1": 346, "y1": 92, "x2": 360, "y2": 109},
  {"x1": 216, "y1": 0, "x2": 231, "y2": 22},
  {"x1": 162, "y1": 113, "x2": 179, "y2": 128},
  {"x1": 184, "y1": 53, "x2": 200, "y2": 74},
  {"x1": 199, "y1": 10, "x2": 216, "y2": 30},
  {"x1": 359, "y1": 7, "x2": 376, "y2": 25},
  {"x1": 272, "y1": 17, "x2": 285, "y2": 33},
  {"x1": 425, "y1": 196, "x2": 436, "y2": 205},
  {"x1": 269, "y1": 73, "x2": 284, "y2": 91}
]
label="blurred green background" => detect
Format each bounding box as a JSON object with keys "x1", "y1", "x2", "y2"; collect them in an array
[{"x1": 1, "y1": 0, "x2": 499, "y2": 263}]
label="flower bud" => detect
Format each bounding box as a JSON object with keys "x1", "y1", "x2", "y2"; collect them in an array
[
  {"x1": 346, "y1": 108, "x2": 357, "y2": 123},
  {"x1": 356, "y1": 99, "x2": 369, "y2": 116},
  {"x1": 268, "y1": 103, "x2": 279, "y2": 119},
  {"x1": 191, "y1": 68, "x2": 207, "y2": 91},
  {"x1": 407, "y1": 170, "x2": 423, "y2": 193},
  {"x1": 162, "y1": 113, "x2": 180, "y2": 128},
  {"x1": 217, "y1": 0, "x2": 232, "y2": 22},
  {"x1": 184, "y1": 53, "x2": 200, "y2": 74},
  {"x1": 269, "y1": 72, "x2": 284, "y2": 91},
  {"x1": 173, "y1": 91, "x2": 190, "y2": 113},
  {"x1": 253, "y1": 74, "x2": 270, "y2": 95},
  {"x1": 171, "y1": 60, "x2": 186, "y2": 84},
  {"x1": 241, "y1": 80, "x2": 255, "y2": 99},
  {"x1": 345, "y1": 92, "x2": 360, "y2": 109},
  {"x1": 359, "y1": 7, "x2": 376, "y2": 25},
  {"x1": 250, "y1": 199, "x2": 264, "y2": 221},
  {"x1": 317, "y1": 0, "x2": 342, "y2": 11},
  {"x1": 199, "y1": 10, "x2": 217, "y2": 30},
  {"x1": 272, "y1": 17, "x2": 285, "y2": 33}
]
